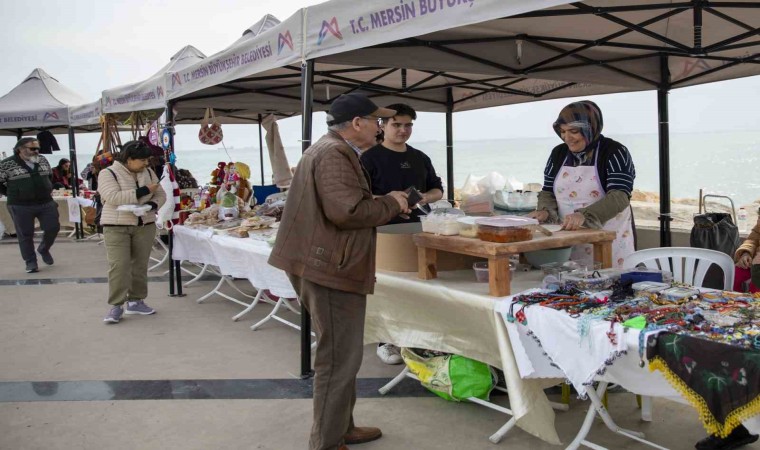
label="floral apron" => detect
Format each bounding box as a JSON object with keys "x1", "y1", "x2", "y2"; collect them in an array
[{"x1": 554, "y1": 150, "x2": 634, "y2": 268}]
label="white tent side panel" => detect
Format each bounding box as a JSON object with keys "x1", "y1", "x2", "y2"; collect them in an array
[
  {"x1": 303, "y1": 0, "x2": 569, "y2": 60},
  {"x1": 0, "y1": 106, "x2": 70, "y2": 129},
  {"x1": 166, "y1": 12, "x2": 304, "y2": 101},
  {"x1": 102, "y1": 46, "x2": 206, "y2": 114},
  {"x1": 69, "y1": 100, "x2": 102, "y2": 127}
]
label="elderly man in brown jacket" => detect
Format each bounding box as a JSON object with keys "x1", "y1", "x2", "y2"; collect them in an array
[{"x1": 269, "y1": 93, "x2": 410, "y2": 450}]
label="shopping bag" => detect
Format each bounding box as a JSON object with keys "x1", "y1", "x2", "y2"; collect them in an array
[
  {"x1": 198, "y1": 108, "x2": 223, "y2": 145},
  {"x1": 400, "y1": 348, "x2": 495, "y2": 402},
  {"x1": 690, "y1": 212, "x2": 740, "y2": 289}
]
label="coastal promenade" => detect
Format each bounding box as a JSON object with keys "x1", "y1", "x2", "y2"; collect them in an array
[{"x1": 0, "y1": 234, "x2": 750, "y2": 449}]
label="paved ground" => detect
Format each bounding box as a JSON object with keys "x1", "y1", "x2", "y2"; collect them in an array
[{"x1": 0, "y1": 232, "x2": 756, "y2": 450}]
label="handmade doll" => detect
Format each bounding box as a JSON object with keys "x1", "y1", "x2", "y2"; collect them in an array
[
  {"x1": 232, "y1": 162, "x2": 252, "y2": 202},
  {"x1": 210, "y1": 162, "x2": 226, "y2": 186}
]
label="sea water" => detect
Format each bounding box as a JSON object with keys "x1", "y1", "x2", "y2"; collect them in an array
[{"x1": 75, "y1": 130, "x2": 760, "y2": 206}]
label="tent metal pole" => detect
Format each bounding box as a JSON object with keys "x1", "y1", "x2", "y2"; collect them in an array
[
  {"x1": 67, "y1": 128, "x2": 82, "y2": 240},
  {"x1": 657, "y1": 54, "x2": 672, "y2": 247},
  {"x1": 300, "y1": 59, "x2": 315, "y2": 379},
  {"x1": 258, "y1": 114, "x2": 265, "y2": 185},
  {"x1": 166, "y1": 102, "x2": 184, "y2": 297},
  {"x1": 16, "y1": 129, "x2": 22, "y2": 140},
  {"x1": 445, "y1": 88, "x2": 455, "y2": 203}
]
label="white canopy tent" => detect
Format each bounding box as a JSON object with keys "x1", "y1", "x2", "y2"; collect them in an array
[
  {"x1": 160, "y1": 15, "x2": 299, "y2": 187},
  {"x1": 0, "y1": 68, "x2": 105, "y2": 238},
  {"x1": 102, "y1": 45, "x2": 207, "y2": 119},
  {"x1": 165, "y1": 13, "x2": 304, "y2": 123},
  {"x1": 295, "y1": 0, "x2": 760, "y2": 241},
  {"x1": 159, "y1": 0, "x2": 760, "y2": 380},
  {"x1": 0, "y1": 68, "x2": 90, "y2": 136}
]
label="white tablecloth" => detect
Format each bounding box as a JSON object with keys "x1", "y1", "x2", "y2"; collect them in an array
[
  {"x1": 173, "y1": 224, "x2": 572, "y2": 443},
  {"x1": 0, "y1": 197, "x2": 86, "y2": 235},
  {"x1": 171, "y1": 225, "x2": 296, "y2": 299},
  {"x1": 494, "y1": 290, "x2": 760, "y2": 434},
  {"x1": 365, "y1": 269, "x2": 562, "y2": 445}
]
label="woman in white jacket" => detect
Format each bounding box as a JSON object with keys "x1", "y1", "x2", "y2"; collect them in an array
[{"x1": 98, "y1": 141, "x2": 166, "y2": 324}]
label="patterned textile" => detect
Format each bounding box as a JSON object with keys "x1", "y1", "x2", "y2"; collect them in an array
[
  {"x1": 0, "y1": 155, "x2": 54, "y2": 204},
  {"x1": 552, "y1": 100, "x2": 603, "y2": 146},
  {"x1": 647, "y1": 332, "x2": 760, "y2": 438},
  {"x1": 198, "y1": 108, "x2": 223, "y2": 145}
]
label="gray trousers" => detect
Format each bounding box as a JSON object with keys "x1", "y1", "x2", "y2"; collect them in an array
[
  {"x1": 7, "y1": 201, "x2": 60, "y2": 266},
  {"x1": 103, "y1": 225, "x2": 156, "y2": 306},
  {"x1": 286, "y1": 274, "x2": 366, "y2": 450}
]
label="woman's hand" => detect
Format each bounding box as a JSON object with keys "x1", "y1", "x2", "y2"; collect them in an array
[
  {"x1": 527, "y1": 210, "x2": 549, "y2": 223},
  {"x1": 561, "y1": 212, "x2": 586, "y2": 231},
  {"x1": 736, "y1": 252, "x2": 752, "y2": 269}
]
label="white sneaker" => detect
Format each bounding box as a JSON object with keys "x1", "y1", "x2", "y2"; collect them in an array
[{"x1": 376, "y1": 344, "x2": 403, "y2": 365}]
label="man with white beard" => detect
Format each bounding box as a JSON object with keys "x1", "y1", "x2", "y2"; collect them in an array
[{"x1": 0, "y1": 138, "x2": 60, "y2": 273}]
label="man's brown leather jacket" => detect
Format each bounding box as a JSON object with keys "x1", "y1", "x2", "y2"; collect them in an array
[{"x1": 268, "y1": 131, "x2": 401, "y2": 295}]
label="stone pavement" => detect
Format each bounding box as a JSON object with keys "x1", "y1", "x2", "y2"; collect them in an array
[{"x1": 0, "y1": 234, "x2": 752, "y2": 450}]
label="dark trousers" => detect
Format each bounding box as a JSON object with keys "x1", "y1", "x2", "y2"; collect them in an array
[
  {"x1": 7, "y1": 201, "x2": 60, "y2": 265},
  {"x1": 286, "y1": 274, "x2": 366, "y2": 450}
]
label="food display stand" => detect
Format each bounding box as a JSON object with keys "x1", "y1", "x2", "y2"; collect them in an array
[{"x1": 413, "y1": 229, "x2": 617, "y2": 296}]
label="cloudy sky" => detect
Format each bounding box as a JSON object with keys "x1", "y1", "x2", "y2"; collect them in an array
[{"x1": 1, "y1": 0, "x2": 758, "y2": 155}]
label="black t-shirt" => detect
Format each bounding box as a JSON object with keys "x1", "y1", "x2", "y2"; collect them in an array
[{"x1": 361, "y1": 144, "x2": 443, "y2": 224}]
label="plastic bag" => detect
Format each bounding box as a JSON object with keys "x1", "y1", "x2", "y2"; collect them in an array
[
  {"x1": 459, "y1": 172, "x2": 505, "y2": 215},
  {"x1": 400, "y1": 348, "x2": 495, "y2": 402},
  {"x1": 155, "y1": 167, "x2": 177, "y2": 230}
]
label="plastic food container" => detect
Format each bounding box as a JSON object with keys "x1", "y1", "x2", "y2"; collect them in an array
[
  {"x1": 473, "y1": 261, "x2": 489, "y2": 282},
  {"x1": 494, "y1": 190, "x2": 539, "y2": 211},
  {"x1": 475, "y1": 216, "x2": 538, "y2": 243},
  {"x1": 456, "y1": 217, "x2": 479, "y2": 238},
  {"x1": 561, "y1": 268, "x2": 621, "y2": 291},
  {"x1": 420, "y1": 211, "x2": 464, "y2": 236},
  {"x1": 473, "y1": 260, "x2": 514, "y2": 282}
]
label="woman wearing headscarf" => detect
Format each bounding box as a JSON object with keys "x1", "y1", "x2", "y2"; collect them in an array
[
  {"x1": 98, "y1": 140, "x2": 166, "y2": 324},
  {"x1": 527, "y1": 100, "x2": 636, "y2": 268}
]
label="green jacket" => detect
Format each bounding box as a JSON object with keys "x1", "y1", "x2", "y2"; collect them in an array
[{"x1": 0, "y1": 154, "x2": 54, "y2": 205}]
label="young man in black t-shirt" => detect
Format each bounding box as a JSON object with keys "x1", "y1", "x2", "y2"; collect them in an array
[
  {"x1": 361, "y1": 103, "x2": 443, "y2": 226},
  {"x1": 361, "y1": 103, "x2": 444, "y2": 365}
]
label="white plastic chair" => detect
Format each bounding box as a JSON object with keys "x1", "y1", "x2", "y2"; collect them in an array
[
  {"x1": 622, "y1": 246, "x2": 734, "y2": 422},
  {"x1": 623, "y1": 246, "x2": 734, "y2": 290}
]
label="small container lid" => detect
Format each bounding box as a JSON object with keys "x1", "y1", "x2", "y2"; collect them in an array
[
  {"x1": 456, "y1": 216, "x2": 479, "y2": 225},
  {"x1": 475, "y1": 216, "x2": 538, "y2": 228}
]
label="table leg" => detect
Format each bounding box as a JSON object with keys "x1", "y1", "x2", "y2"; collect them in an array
[
  {"x1": 418, "y1": 246, "x2": 438, "y2": 280},
  {"x1": 593, "y1": 241, "x2": 613, "y2": 268},
  {"x1": 488, "y1": 257, "x2": 511, "y2": 297}
]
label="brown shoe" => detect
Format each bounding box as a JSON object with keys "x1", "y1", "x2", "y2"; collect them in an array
[
  {"x1": 344, "y1": 426, "x2": 382, "y2": 445},
  {"x1": 338, "y1": 446, "x2": 349, "y2": 450}
]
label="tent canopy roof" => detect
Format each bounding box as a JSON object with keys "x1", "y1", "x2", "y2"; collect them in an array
[
  {"x1": 0, "y1": 68, "x2": 92, "y2": 135},
  {"x1": 168, "y1": 1, "x2": 760, "y2": 119}
]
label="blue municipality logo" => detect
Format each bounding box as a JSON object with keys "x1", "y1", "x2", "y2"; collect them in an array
[
  {"x1": 278, "y1": 31, "x2": 294, "y2": 55},
  {"x1": 171, "y1": 73, "x2": 182, "y2": 89},
  {"x1": 317, "y1": 17, "x2": 343, "y2": 45}
]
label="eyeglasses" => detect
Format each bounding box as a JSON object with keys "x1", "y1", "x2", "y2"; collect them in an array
[
  {"x1": 359, "y1": 116, "x2": 381, "y2": 126},
  {"x1": 24, "y1": 147, "x2": 41, "y2": 151}
]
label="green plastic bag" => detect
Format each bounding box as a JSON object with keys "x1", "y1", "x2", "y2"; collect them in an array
[{"x1": 400, "y1": 348, "x2": 495, "y2": 402}]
